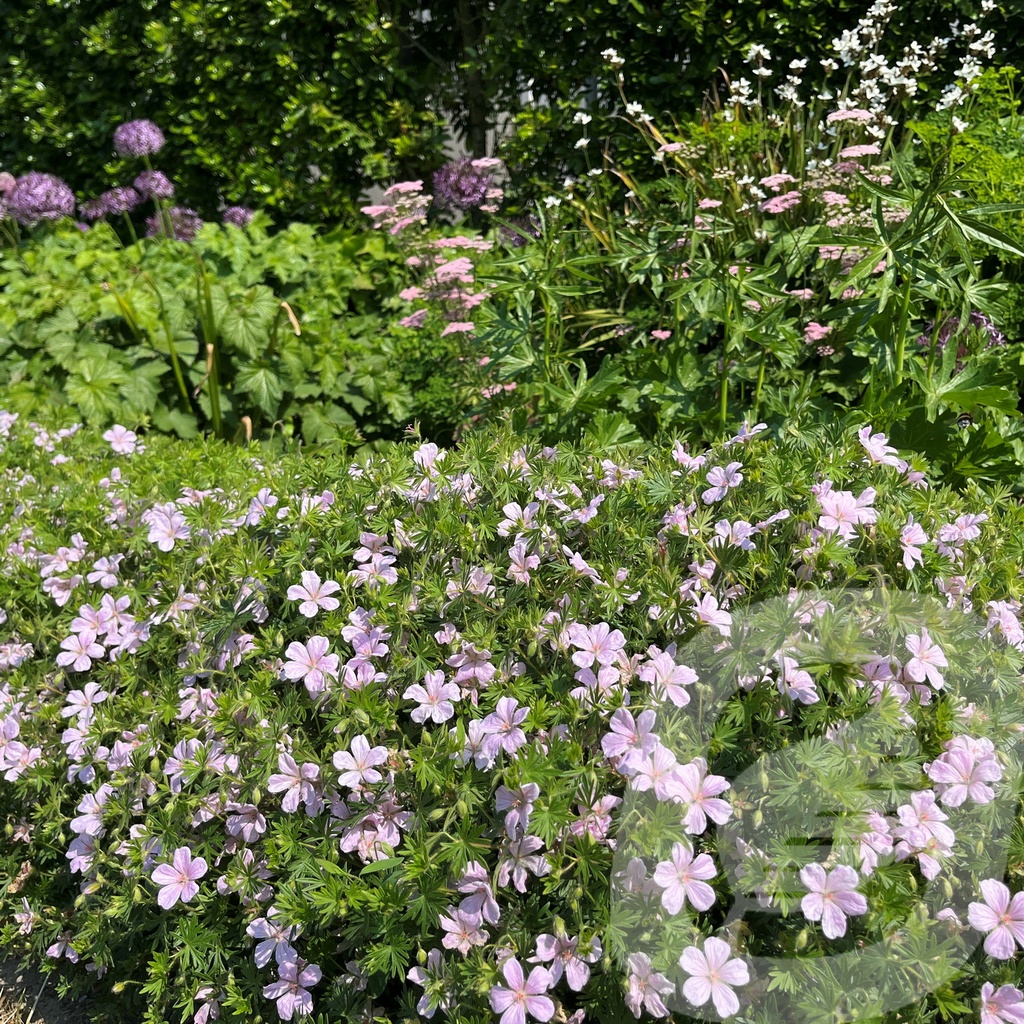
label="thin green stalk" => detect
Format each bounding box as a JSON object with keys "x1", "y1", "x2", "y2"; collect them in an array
[
  {"x1": 195, "y1": 257, "x2": 223, "y2": 437},
  {"x1": 893, "y1": 272, "x2": 913, "y2": 387},
  {"x1": 120, "y1": 212, "x2": 138, "y2": 246},
  {"x1": 753, "y1": 347, "x2": 768, "y2": 421},
  {"x1": 141, "y1": 272, "x2": 191, "y2": 408}
]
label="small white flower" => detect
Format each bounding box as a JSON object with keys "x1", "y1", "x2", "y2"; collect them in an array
[
  {"x1": 587, "y1": 168, "x2": 603, "y2": 177},
  {"x1": 601, "y1": 47, "x2": 625, "y2": 68},
  {"x1": 573, "y1": 112, "x2": 593, "y2": 125},
  {"x1": 625, "y1": 102, "x2": 645, "y2": 116},
  {"x1": 574, "y1": 138, "x2": 590, "y2": 149},
  {"x1": 952, "y1": 116, "x2": 969, "y2": 133},
  {"x1": 544, "y1": 196, "x2": 562, "y2": 208}
]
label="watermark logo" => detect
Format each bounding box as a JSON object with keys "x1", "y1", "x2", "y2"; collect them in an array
[{"x1": 610, "y1": 588, "x2": 1024, "y2": 1021}]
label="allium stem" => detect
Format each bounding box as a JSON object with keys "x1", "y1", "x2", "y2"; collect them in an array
[{"x1": 141, "y1": 271, "x2": 191, "y2": 409}]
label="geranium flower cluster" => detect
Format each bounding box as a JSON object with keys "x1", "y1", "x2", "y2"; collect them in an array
[{"x1": 0, "y1": 413, "x2": 1023, "y2": 1024}]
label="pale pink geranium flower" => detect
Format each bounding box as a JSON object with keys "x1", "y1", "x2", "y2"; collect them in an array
[
  {"x1": 333, "y1": 735, "x2": 389, "y2": 789},
  {"x1": 496, "y1": 782, "x2": 541, "y2": 838},
  {"x1": 900, "y1": 516, "x2": 928, "y2": 571},
  {"x1": 679, "y1": 936, "x2": 749, "y2": 1017},
  {"x1": 530, "y1": 926, "x2": 601, "y2": 991},
  {"x1": 247, "y1": 909, "x2": 299, "y2": 967},
  {"x1": 702, "y1": 462, "x2": 743, "y2": 503},
  {"x1": 981, "y1": 982, "x2": 1024, "y2": 1024},
  {"x1": 904, "y1": 628, "x2": 947, "y2": 689},
  {"x1": 639, "y1": 651, "x2": 697, "y2": 707},
  {"x1": 652, "y1": 841, "x2": 717, "y2": 913},
  {"x1": 102, "y1": 424, "x2": 138, "y2": 454},
  {"x1": 439, "y1": 905, "x2": 488, "y2": 954},
  {"x1": 56, "y1": 631, "x2": 105, "y2": 672},
  {"x1": 262, "y1": 961, "x2": 322, "y2": 1021},
  {"x1": 857, "y1": 425, "x2": 901, "y2": 467},
  {"x1": 489, "y1": 957, "x2": 554, "y2": 1024},
  {"x1": 969, "y1": 879, "x2": 1024, "y2": 960},
  {"x1": 267, "y1": 752, "x2": 322, "y2": 815},
  {"x1": 286, "y1": 571, "x2": 341, "y2": 618},
  {"x1": 669, "y1": 758, "x2": 732, "y2": 833},
  {"x1": 281, "y1": 636, "x2": 340, "y2": 695},
  {"x1": 799, "y1": 863, "x2": 867, "y2": 939},
  {"x1": 151, "y1": 846, "x2": 208, "y2": 909},
  {"x1": 925, "y1": 736, "x2": 1003, "y2": 806},
  {"x1": 403, "y1": 670, "x2": 460, "y2": 724},
  {"x1": 625, "y1": 952, "x2": 674, "y2": 1018},
  {"x1": 601, "y1": 707, "x2": 659, "y2": 773},
  {"x1": 457, "y1": 861, "x2": 501, "y2": 924},
  {"x1": 481, "y1": 697, "x2": 529, "y2": 759}
]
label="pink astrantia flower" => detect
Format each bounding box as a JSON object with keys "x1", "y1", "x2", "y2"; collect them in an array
[
  {"x1": 904, "y1": 629, "x2": 947, "y2": 689},
  {"x1": 286, "y1": 571, "x2": 341, "y2": 618},
  {"x1": 799, "y1": 863, "x2": 867, "y2": 939},
  {"x1": 981, "y1": 982, "x2": 1024, "y2": 1024},
  {"x1": 151, "y1": 846, "x2": 208, "y2": 909},
  {"x1": 969, "y1": 880, "x2": 1024, "y2": 959},
  {"x1": 678, "y1": 937, "x2": 749, "y2": 1018},
  {"x1": 489, "y1": 957, "x2": 554, "y2": 1024},
  {"x1": 282, "y1": 636, "x2": 340, "y2": 695},
  {"x1": 652, "y1": 841, "x2": 717, "y2": 913}
]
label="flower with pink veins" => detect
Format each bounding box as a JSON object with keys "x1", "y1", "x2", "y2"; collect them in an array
[
  {"x1": 678, "y1": 936, "x2": 749, "y2": 1017},
  {"x1": 926, "y1": 739, "x2": 1002, "y2": 807},
  {"x1": 601, "y1": 707, "x2": 659, "y2": 773},
  {"x1": 439, "y1": 905, "x2": 488, "y2": 954},
  {"x1": 262, "y1": 960, "x2": 321, "y2": 1021},
  {"x1": 691, "y1": 592, "x2": 732, "y2": 635},
  {"x1": 569, "y1": 622, "x2": 627, "y2": 668},
  {"x1": 857, "y1": 426, "x2": 902, "y2": 467},
  {"x1": 624, "y1": 952, "x2": 674, "y2": 1018},
  {"x1": 799, "y1": 863, "x2": 867, "y2": 939},
  {"x1": 702, "y1": 462, "x2": 744, "y2": 503},
  {"x1": 900, "y1": 516, "x2": 929, "y2": 571},
  {"x1": 286, "y1": 570, "x2": 341, "y2": 618},
  {"x1": 56, "y1": 631, "x2": 105, "y2": 672},
  {"x1": 497, "y1": 836, "x2": 550, "y2": 892},
  {"x1": 904, "y1": 629, "x2": 947, "y2": 689},
  {"x1": 481, "y1": 697, "x2": 529, "y2": 758},
  {"x1": 630, "y1": 744, "x2": 680, "y2": 801},
  {"x1": 246, "y1": 909, "x2": 299, "y2": 967},
  {"x1": 457, "y1": 861, "x2": 501, "y2": 924},
  {"x1": 151, "y1": 846, "x2": 208, "y2": 909},
  {"x1": 669, "y1": 758, "x2": 732, "y2": 833},
  {"x1": 981, "y1": 982, "x2": 1024, "y2": 1024},
  {"x1": 281, "y1": 636, "x2": 339, "y2": 695},
  {"x1": 267, "y1": 753, "x2": 321, "y2": 815},
  {"x1": 403, "y1": 670, "x2": 460, "y2": 724},
  {"x1": 333, "y1": 735, "x2": 389, "y2": 789},
  {"x1": 489, "y1": 957, "x2": 555, "y2": 1024},
  {"x1": 893, "y1": 790, "x2": 955, "y2": 848},
  {"x1": 969, "y1": 880, "x2": 1024, "y2": 959},
  {"x1": 639, "y1": 651, "x2": 697, "y2": 707},
  {"x1": 531, "y1": 926, "x2": 601, "y2": 991},
  {"x1": 496, "y1": 782, "x2": 541, "y2": 839},
  {"x1": 652, "y1": 841, "x2": 717, "y2": 913}
]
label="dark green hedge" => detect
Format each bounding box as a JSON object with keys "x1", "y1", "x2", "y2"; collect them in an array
[{"x1": 1, "y1": 0, "x2": 1021, "y2": 222}]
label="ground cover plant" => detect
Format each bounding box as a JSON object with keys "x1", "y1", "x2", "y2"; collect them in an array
[{"x1": 3, "y1": 413, "x2": 1024, "y2": 1023}]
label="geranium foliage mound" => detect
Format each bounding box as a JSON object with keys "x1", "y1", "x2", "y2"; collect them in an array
[{"x1": 2, "y1": 414, "x2": 1024, "y2": 1024}]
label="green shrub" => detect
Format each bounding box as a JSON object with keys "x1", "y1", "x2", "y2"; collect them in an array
[{"x1": 0, "y1": 217, "x2": 473, "y2": 445}]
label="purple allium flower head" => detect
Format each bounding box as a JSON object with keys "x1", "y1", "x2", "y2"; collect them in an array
[
  {"x1": 7, "y1": 172, "x2": 76, "y2": 226},
  {"x1": 432, "y1": 158, "x2": 492, "y2": 211},
  {"x1": 99, "y1": 186, "x2": 141, "y2": 215},
  {"x1": 499, "y1": 215, "x2": 541, "y2": 248},
  {"x1": 917, "y1": 311, "x2": 1007, "y2": 366},
  {"x1": 146, "y1": 206, "x2": 203, "y2": 242},
  {"x1": 79, "y1": 197, "x2": 108, "y2": 222},
  {"x1": 133, "y1": 170, "x2": 175, "y2": 200},
  {"x1": 223, "y1": 206, "x2": 255, "y2": 227},
  {"x1": 113, "y1": 119, "x2": 165, "y2": 158}
]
